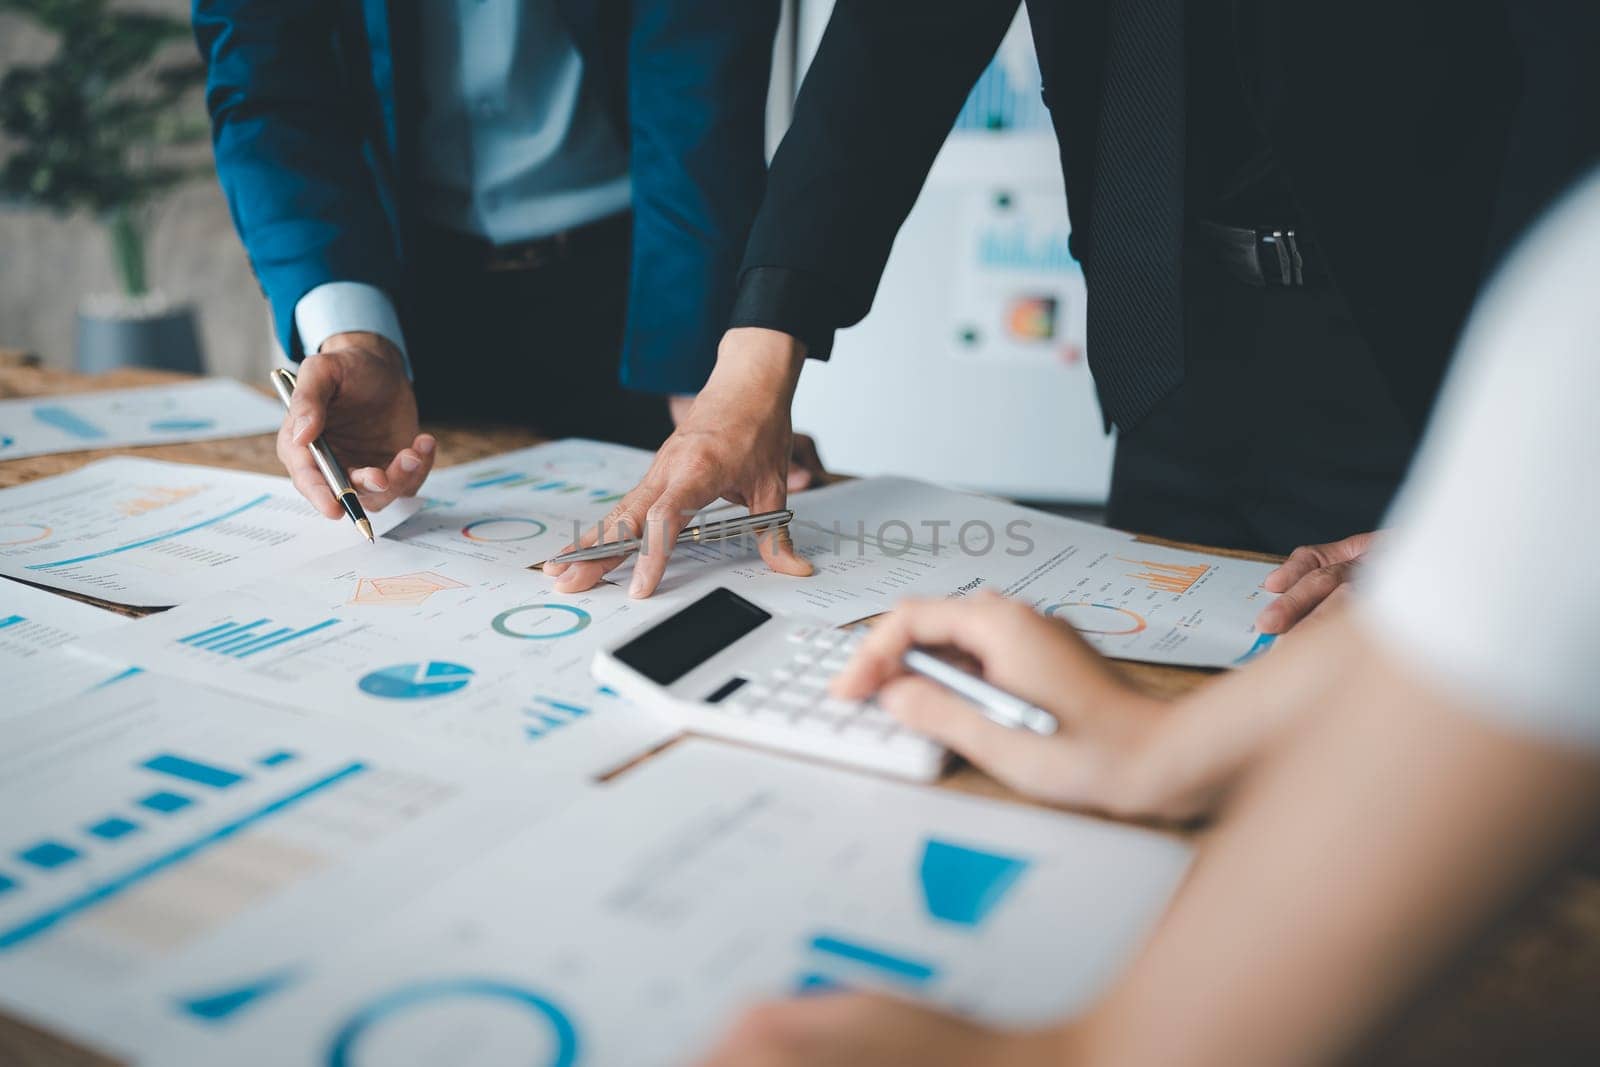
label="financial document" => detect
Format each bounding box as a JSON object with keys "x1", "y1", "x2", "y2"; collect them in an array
[
  {"x1": 72, "y1": 539, "x2": 685, "y2": 774},
  {"x1": 1002, "y1": 540, "x2": 1280, "y2": 667},
  {"x1": 389, "y1": 439, "x2": 656, "y2": 568},
  {"x1": 0, "y1": 380, "x2": 281, "y2": 460},
  {"x1": 145, "y1": 741, "x2": 1191, "y2": 1066},
  {"x1": 0, "y1": 578, "x2": 126, "y2": 674},
  {"x1": 0, "y1": 673, "x2": 591, "y2": 1060},
  {"x1": 1, "y1": 579, "x2": 136, "y2": 718},
  {"x1": 616, "y1": 476, "x2": 1276, "y2": 666},
  {"x1": 612, "y1": 476, "x2": 1133, "y2": 624},
  {"x1": 0, "y1": 458, "x2": 416, "y2": 607}
]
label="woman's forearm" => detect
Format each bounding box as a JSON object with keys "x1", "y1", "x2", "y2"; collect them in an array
[
  {"x1": 1080, "y1": 620, "x2": 1600, "y2": 1066},
  {"x1": 1120, "y1": 613, "x2": 1361, "y2": 818}
]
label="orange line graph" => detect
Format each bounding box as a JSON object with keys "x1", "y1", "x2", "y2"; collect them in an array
[{"x1": 1118, "y1": 556, "x2": 1210, "y2": 595}]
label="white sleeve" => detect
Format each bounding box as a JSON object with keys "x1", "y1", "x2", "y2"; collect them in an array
[
  {"x1": 1361, "y1": 172, "x2": 1600, "y2": 750},
  {"x1": 293, "y1": 282, "x2": 413, "y2": 379}
]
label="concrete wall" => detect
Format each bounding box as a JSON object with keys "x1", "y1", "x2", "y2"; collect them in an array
[{"x1": 0, "y1": 1, "x2": 272, "y2": 381}]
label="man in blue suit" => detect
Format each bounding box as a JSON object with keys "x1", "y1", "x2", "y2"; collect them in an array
[{"x1": 194, "y1": 0, "x2": 787, "y2": 518}]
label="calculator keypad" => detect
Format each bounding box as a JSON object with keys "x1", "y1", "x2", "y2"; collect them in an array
[{"x1": 721, "y1": 629, "x2": 912, "y2": 744}]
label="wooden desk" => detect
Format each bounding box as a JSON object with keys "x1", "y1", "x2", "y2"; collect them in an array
[{"x1": 2, "y1": 363, "x2": 1597, "y2": 1065}]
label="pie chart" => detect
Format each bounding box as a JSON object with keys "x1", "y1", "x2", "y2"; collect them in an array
[{"x1": 358, "y1": 661, "x2": 474, "y2": 700}]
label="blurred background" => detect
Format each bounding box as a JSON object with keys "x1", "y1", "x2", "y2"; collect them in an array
[
  {"x1": 0, "y1": 0, "x2": 1115, "y2": 504},
  {"x1": 0, "y1": 0, "x2": 262, "y2": 379}
]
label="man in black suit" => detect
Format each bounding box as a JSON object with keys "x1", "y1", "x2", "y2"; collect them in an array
[{"x1": 548, "y1": 1, "x2": 1596, "y2": 627}]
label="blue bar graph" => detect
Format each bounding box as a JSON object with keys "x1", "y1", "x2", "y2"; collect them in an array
[
  {"x1": 209, "y1": 624, "x2": 276, "y2": 654},
  {"x1": 523, "y1": 695, "x2": 594, "y2": 741},
  {"x1": 18, "y1": 842, "x2": 81, "y2": 870},
  {"x1": 808, "y1": 934, "x2": 938, "y2": 984},
  {"x1": 143, "y1": 754, "x2": 246, "y2": 790},
  {"x1": 534, "y1": 697, "x2": 589, "y2": 718},
  {"x1": 182, "y1": 619, "x2": 268, "y2": 650},
  {"x1": 223, "y1": 627, "x2": 291, "y2": 654},
  {"x1": 178, "y1": 617, "x2": 339, "y2": 659},
  {"x1": 0, "y1": 762, "x2": 367, "y2": 952},
  {"x1": 0, "y1": 614, "x2": 23, "y2": 630},
  {"x1": 87, "y1": 817, "x2": 140, "y2": 841},
  {"x1": 139, "y1": 790, "x2": 193, "y2": 814},
  {"x1": 32, "y1": 405, "x2": 107, "y2": 439},
  {"x1": 954, "y1": 57, "x2": 1050, "y2": 132},
  {"x1": 465, "y1": 472, "x2": 525, "y2": 489},
  {"x1": 258, "y1": 750, "x2": 296, "y2": 768},
  {"x1": 0, "y1": 873, "x2": 16, "y2": 895}
]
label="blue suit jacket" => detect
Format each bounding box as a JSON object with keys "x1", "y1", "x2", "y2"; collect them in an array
[{"x1": 193, "y1": 0, "x2": 779, "y2": 394}]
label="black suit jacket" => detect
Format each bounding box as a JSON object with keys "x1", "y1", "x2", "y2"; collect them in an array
[{"x1": 733, "y1": 0, "x2": 1597, "y2": 432}]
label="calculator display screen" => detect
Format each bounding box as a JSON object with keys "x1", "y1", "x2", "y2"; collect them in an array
[{"x1": 613, "y1": 587, "x2": 771, "y2": 685}]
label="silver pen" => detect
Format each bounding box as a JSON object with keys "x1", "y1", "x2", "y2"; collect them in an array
[
  {"x1": 546, "y1": 509, "x2": 794, "y2": 565},
  {"x1": 268, "y1": 368, "x2": 374, "y2": 543},
  {"x1": 901, "y1": 647, "x2": 1060, "y2": 736}
]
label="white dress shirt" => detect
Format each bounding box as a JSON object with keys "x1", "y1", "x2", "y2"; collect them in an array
[{"x1": 294, "y1": 0, "x2": 631, "y2": 365}]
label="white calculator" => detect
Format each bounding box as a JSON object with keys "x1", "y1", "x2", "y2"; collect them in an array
[{"x1": 592, "y1": 587, "x2": 948, "y2": 781}]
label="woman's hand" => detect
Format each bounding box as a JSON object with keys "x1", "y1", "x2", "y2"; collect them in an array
[
  {"x1": 699, "y1": 992, "x2": 1070, "y2": 1067},
  {"x1": 831, "y1": 592, "x2": 1204, "y2": 820}
]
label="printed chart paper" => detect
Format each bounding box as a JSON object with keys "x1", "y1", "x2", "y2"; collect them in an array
[
  {"x1": 0, "y1": 673, "x2": 591, "y2": 1060},
  {"x1": 0, "y1": 380, "x2": 281, "y2": 460},
  {"x1": 390, "y1": 439, "x2": 657, "y2": 568},
  {"x1": 146, "y1": 741, "x2": 1192, "y2": 1066},
  {"x1": 1003, "y1": 540, "x2": 1281, "y2": 667},
  {"x1": 73, "y1": 540, "x2": 684, "y2": 773},
  {"x1": 0, "y1": 458, "x2": 416, "y2": 607},
  {"x1": 610, "y1": 476, "x2": 1135, "y2": 624},
  {"x1": 0, "y1": 577, "x2": 126, "y2": 673},
  {"x1": 615, "y1": 476, "x2": 1276, "y2": 666},
  {"x1": 0, "y1": 579, "x2": 135, "y2": 718}
]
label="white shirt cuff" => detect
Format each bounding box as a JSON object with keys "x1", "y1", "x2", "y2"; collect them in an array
[{"x1": 293, "y1": 282, "x2": 412, "y2": 378}]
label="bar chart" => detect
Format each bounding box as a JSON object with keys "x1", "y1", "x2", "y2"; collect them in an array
[
  {"x1": 178, "y1": 617, "x2": 341, "y2": 659},
  {"x1": 1119, "y1": 557, "x2": 1212, "y2": 595},
  {"x1": 0, "y1": 747, "x2": 311, "y2": 952}
]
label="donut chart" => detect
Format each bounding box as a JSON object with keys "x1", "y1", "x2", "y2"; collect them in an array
[
  {"x1": 491, "y1": 604, "x2": 591, "y2": 640},
  {"x1": 0, "y1": 522, "x2": 52, "y2": 547},
  {"x1": 1046, "y1": 601, "x2": 1147, "y2": 636},
  {"x1": 326, "y1": 978, "x2": 578, "y2": 1067},
  {"x1": 461, "y1": 517, "x2": 549, "y2": 543}
]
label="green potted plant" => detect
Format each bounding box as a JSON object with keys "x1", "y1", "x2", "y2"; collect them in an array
[{"x1": 0, "y1": 0, "x2": 209, "y2": 372}]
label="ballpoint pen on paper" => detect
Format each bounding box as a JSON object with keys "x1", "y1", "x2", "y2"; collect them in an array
[
  {"x1": 901, "y1": 647, "x2": 1061, "y2": 737},
  {"x1": 545, "y1": 509, "x2": 795, "y2": 566},
  {"x1": 267, "y1": 368, "x2": 375, "y2": 544}
]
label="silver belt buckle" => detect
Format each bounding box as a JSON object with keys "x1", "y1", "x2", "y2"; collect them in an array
[{"x1": 1257, "y1": 229, "x2": 1305, "y2": 286}]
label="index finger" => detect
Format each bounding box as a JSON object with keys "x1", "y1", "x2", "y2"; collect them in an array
[
  {"x1": 831, "y1": 594, "x2": 1010, "y2": 700},
  {"x1": 276, "y1": 416, "x2": 342, "y2": 519},
  {"x1": 626, "y1": 486, "x2": 708, "y2": 598}
]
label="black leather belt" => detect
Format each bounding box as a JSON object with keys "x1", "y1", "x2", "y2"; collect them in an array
[
  {"x1": 419, "y1": 212, "x2": 629, "y2": 274},
  {"x1": 1191, "y1": 220, "x2": 1328, "y2": 288}
]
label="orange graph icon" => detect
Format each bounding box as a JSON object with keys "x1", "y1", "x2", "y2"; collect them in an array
[
  {"x1": 350, "y1": 571, "x2": 466, "y2": 606},
  {"x1": 118, "y1": 484, "x2": 206, "y2": 518},
  {"x1": 1119, "y1": 556, "x2": 1210, "y2": 595}
]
